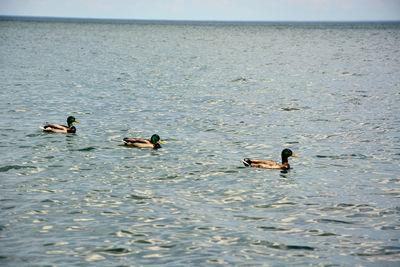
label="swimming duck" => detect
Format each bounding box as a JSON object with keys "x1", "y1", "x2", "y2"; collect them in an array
[
  {"x1": 242, "y1": 149, "x2": 298, "y2": 169},
  {"x1": 40, "y1": 116, "x2": 80, "y2": 133},
  {"x1": 123, "y1": 134, "x2": 163, "y2": 149}
]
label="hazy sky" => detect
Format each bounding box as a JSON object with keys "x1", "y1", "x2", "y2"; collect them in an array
[{"x1": 1, "y1": 0, "x2": 399, "y2": 21}]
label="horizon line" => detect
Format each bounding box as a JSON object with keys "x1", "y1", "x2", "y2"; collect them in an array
[{"x1": 1, "y1": 15, "x2": 399, "y2": 24}]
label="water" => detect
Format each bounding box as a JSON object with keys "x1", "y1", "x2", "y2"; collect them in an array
[{"x1": 0, "y1": 19, "x2": 399, "y2": 266}]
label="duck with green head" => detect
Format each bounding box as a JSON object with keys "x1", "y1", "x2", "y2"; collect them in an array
[
  {"x1": 40, "y1": 116, "x2": 80, "y2": 133},
  {"x1": 123, "y1": 134, "x2": 163, "y2": 149},
  {"x1": 242, "y1": 149, "x2": 298, "y2": 169}
]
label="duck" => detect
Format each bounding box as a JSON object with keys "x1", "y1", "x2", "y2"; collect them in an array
[
  {"x1": 242, "y1": 149, "x2": 298, "y2": 169},
  {"x1": 123, "y1": 134, "x2": 163, "y2": 149},
  {"x1": 40, "y1": 116, "x2": 80, "y2": 133}
]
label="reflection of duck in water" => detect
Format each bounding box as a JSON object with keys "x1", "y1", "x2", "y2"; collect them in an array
[
  {"x1": 40, "y1": 116, "x2": 80, "y2": 133},
  {"x1": 123, "y1": 134, "x2": 163, "y2": 149},
  {"x1": 242, "y1": 149, "x2": 298, "y2": 169}
]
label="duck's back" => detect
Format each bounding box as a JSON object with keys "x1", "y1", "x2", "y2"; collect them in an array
[{"x1": 243, "y1": 159, "x2": 288, "y2": 169}]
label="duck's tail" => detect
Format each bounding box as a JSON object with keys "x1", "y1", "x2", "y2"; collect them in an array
[
  {"x1": 241, "y1": 158, "x2": 252, "y2": 167},
  {"x1": 40, "y1": 125, "x2": 50, "y2": 131}
]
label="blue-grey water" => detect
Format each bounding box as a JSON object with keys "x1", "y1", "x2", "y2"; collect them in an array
[{"x1": 0, "y1": 19, "x2": 399, "y2": 266}]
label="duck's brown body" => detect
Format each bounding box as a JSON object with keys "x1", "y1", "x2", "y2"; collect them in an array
[
  {"x1": 41, "y1": 123, "x2": 76, "y2": 133},
  {"x1": 242, "y1": 159, "x2": 291, "y2": 169},
  {"x1": 123, "y1": 134, "x2": 163, "y2": 149},
  {"x1": 40, "y1": 116, "x2": 79, "y2": 133},
  {"x1": 242, "y1": 149, "x2": 298, "y2": 169},
  {"x1": 123, "y1": 138, "x2": 160, "y2": 149}
]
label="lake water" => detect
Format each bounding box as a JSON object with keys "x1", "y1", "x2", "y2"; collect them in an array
[{"x1": 0, "y1": 19, "x2": 399, "y2": 266}]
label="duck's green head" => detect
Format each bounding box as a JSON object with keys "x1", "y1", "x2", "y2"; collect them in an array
[
  {"x1": 281, "y1": 149, "x2": 298, "y2": 163},
  {"x1": 67, "y1": 116, "x2": 80, "y2": 127},
  {"x1": 150, "y1": 134, "x2": 163, "y2": 144}
]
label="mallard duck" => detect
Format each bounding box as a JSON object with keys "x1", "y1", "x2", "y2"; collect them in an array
[
  {"x1": 40, "y1": 116, "x2": 80, "y2": 133},
  {"x1": 242, "y1": 149, "x2": 298, "y2": 169},
  {"x1": 123, "y1": 134, "x2": 163, "y2": 149}
]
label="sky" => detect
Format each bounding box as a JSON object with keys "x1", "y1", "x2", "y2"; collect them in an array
[{"x1": 0, "y1": 0, "x2": 399, "y2": 21}]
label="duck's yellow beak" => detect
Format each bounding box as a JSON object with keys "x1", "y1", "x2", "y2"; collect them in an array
[
  {"x1": 75, "y1": 120, "x2": 80, "y2": 123},
  {"x1": 292, "y1": 154, "x2": 298, "y2": 158},
  {"x1": 159, "y1": 140, "x2": 164, "y2": 144}
]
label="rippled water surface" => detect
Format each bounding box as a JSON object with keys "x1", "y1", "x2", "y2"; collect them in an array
[{"x1": 1, "y1": 19, "x2": 400, "y2": 266}]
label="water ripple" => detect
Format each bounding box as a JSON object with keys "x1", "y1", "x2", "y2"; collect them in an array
[{"x1": 252, "y1": 240, "x2": 316, "y2": 251}]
